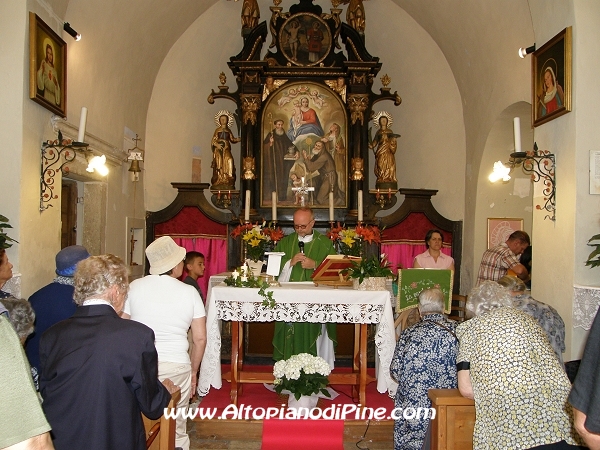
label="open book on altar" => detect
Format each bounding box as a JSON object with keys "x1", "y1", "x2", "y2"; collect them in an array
[{"x1": 311, "y1": 254, "x2": 361, "y2": 284}]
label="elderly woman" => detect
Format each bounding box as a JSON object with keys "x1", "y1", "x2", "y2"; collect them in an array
[
  {"x1": 497, "y1": 275, "x2": 565, "y2": 364},
  {"x1": 390, "y1": 288, "x2": 458, "y2": 450},
  {"x1": 413, "y1": 229, "x2": 455, "y2": 270},
  {"x1": 40, "y1": 254, "x2": 175, "y2": 450},
  {"x1": 457, "y1": 281, "x2": 582, "y2": 449},
  {"x1": 0, "y1": 248, "x2": 14, "y2": 298},
  {"x1": 0, "y1": 297, "x2": 39, "y2": 389}
]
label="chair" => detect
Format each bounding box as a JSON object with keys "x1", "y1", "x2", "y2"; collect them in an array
[
  {"x1": 449, "y1": 294, "x2": 467, "y2": 322},
  {"x1": 394, "y1": 308, "x2": 421, "y2": 340},
  {"x1": 143, "y1": 389, "x2": 181, "y2": 450}
]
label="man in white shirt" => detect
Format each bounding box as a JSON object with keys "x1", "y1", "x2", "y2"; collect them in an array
[{"x1": 123, "y1": 236, "x2": 206, "y2": 450}]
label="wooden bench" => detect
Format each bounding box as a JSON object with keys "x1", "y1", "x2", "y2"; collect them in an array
[
  {"x1": 143, "y1": 390, "x2": 181, "y2": 450},
  {"x1": 428, "y1": 389, "x2": 475, "y2": 450}
]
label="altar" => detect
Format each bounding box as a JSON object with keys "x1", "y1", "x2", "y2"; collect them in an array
[{"x1": 197, "y1": 280, "x2": 398, "y2": 406}]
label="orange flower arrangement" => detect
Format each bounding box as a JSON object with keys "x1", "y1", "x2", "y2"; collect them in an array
[{"x1": 327, "y1": 222, "x2": 382, "y2": 256}]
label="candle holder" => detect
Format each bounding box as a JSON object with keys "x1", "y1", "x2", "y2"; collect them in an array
[
  {"x1": 369, "y1": 189, "x2": 396, "y2": 209},
  {"x1": 210, "y1": 189, "x2": 240, "y2": 216}
]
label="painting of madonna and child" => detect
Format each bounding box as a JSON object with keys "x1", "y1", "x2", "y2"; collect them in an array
[{"x1": 261, "y1": 82, "x2": 348, "y2": 209}]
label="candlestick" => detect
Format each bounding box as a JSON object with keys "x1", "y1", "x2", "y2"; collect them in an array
[
  {"x1": 244, "y1": 190, "x2": 250, "y2": 222},
  {"x1": 272, "y1": 191, "x2": 277, "y2": 221},
  {"x1": 77, "y1": 107, "x2": 88, "y2": 142},
  {"x1": 513, "y1": 117, "x2": 521, "y2": 153},
  {"x1": 357, "y1": 190, "x2": 363, "y2": 222},
  {"x1": 329, "y1": 192, "x2": 334, "y2": 221}
]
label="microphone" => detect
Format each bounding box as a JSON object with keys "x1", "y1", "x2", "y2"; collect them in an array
[{"x1": 298, "y1": 241, "x2": 305, "y2": 254}]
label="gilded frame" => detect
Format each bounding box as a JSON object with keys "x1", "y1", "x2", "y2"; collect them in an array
[
  {"x1": 260, "y1": 81, "x2": 348, "y2": 209},
  {"x1": 279, "y1": 13, "x2": 332, "y2": 67},
  {"x1": 532, "y1": 27, "x2": 571, "y2": 127},
  {"x1": 29, "y1": 12, "x2": 67, "y2": 118},
  {"x1": 487, "y1": 218, "x2": 523, "y2": 249}
]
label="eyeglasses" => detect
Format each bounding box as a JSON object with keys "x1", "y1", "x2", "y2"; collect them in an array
[{"x1": 293, "y1": 219, "x2": 314, "y2": 230}]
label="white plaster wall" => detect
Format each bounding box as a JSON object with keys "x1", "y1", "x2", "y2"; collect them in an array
[
  {"x1": 529, "y1": 0, "x2": 579, "y2": 360},
  {"x1": 145, "y1": 0, "x2": 466, "y2": 227},
  {"x1": 473, "y1": 103, "x2": 534, "y2": 293}
]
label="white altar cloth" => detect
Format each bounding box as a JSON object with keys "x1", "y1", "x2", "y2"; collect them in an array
[{"x1": 197, "y1": 280, "x2": 398, "y2": 398}]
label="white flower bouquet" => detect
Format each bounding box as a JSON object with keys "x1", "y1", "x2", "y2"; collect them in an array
[{"x1": 273, "y1": 353, "x2": 332, "y2": 400}]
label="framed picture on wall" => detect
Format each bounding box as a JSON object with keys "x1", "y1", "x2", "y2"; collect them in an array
[
  {"x1": 487, "y1": 218, "x2": 523, "y2": 249},
  {"x1": 29, "y1": 12, "x2": 67, "y2": 118},
  {"x1": 532, "y1": 27, "x2": 571, "y2": 127}
]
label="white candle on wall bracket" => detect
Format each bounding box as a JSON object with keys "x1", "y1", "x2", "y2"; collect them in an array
[
  {"x1": 513, "y1": 117, "x2": 521, "y2": 153},
  {"x1": 357, "y1": 190, "x2": 363, "y2": 222},
  {"x1": 272, "y1": 191, "x2": 277, "y2": 221},
  {"x1": 77, "y1": 107, "x2": 88, "y2": 142},
  {"x1": 329, "y1": 192, "x2": 334, "y2": 222},
  {"x1": 244, "y1": 190, "x2": 251, "y2": 222}
]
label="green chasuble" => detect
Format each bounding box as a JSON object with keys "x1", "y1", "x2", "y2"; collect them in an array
[{"x1": 272, "y1": 230, "x2": 337, "y2": 361}]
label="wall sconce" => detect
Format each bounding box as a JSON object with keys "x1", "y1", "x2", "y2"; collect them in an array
[
  {"x1": 489, "y1": 143, "x2": 556, "y2": 221},
  {"x1": 518, "y1": 44, "x2": 535, "y2": 58},
  {"x1": 40, "y1": 130, "x2": 108, "y2": 211},
  {"x1": 126, "y1": 134, "x2": 144, "y2": 182},
  {"x1": 63, "y1": 22, "x2": 81, "y2": 41}
]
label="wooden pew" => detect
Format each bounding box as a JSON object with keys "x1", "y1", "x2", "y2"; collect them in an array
[
  {"x1": 428, "y1": 389, "x2": 475, "y2": 450},
  {"x1": 143, "y1": 390, "x2": 181, "y2": 450}
]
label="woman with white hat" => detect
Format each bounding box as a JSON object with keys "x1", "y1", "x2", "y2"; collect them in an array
[{"x1": 123, "y1": 236, "x2": 206, "y2": 450}]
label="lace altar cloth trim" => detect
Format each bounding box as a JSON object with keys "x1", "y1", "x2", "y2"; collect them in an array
[
  {"x1": 573, "y1": 284, "x2": 600, "y2": 330},
  {"x1": 216, "y1": 300, "x2": 384, "y2": 323}
]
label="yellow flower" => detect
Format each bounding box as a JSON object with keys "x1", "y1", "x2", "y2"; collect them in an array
[
  {"x1": 248, "y1": 237, "x2": 263, "y2": 247},
  {"x1": 341, "y1": 235, "x2": 356, "y2": 246}
]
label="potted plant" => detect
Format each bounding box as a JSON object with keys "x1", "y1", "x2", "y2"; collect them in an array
[
  {"x1": 585, "y1": 234, "x2": 600, "y2": 268},
  {"x1": 327, "y1": 222, "x2": 382, "y2": 256},
  {"x1": 0, "y1": 215, "x2": 18, "y2": 249},
  {"x1": 230, "y1": 221, "x2": 284, "y2": 274},
  {"x1": 273, "y1": 353, "x2": 331, "y2": 410},
  {"x1": 344, "y1": 255, "x2": 393, "y2": 290}
]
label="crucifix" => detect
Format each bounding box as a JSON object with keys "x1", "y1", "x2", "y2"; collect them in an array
[
  {"x1": 129, "y1": 230, "x2": 137, "y2": 266},
  {"x1": 291, "y1": 176, "x2": 314, "y2": 207}
]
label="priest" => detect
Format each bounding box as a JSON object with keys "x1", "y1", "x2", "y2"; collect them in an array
[{"x1": 272, "y1": 207, "x2": 337, "y2": 366}]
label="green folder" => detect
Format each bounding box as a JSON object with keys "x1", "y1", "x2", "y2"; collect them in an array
[{"x1": 397, "y1": 268, "x2": 454, "y2": 313}]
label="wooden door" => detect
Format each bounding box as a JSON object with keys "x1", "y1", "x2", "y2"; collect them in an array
[{"x1": 61, "y1": 180, "x2": 77, "y2": 248}]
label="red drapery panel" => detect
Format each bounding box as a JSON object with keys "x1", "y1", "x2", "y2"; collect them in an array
[{"x1": 174, "y1": 237, "x2": 227, "y2": 301}]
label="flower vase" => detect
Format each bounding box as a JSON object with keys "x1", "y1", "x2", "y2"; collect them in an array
[
  {"x1": 246, "y1": 259, "x2": 263, "y2": 277},
  {"x1": 353, "y1": 276, "x2": 387, "y2": 291},
  {"x1": 288, "y1": 394, "x2": 319, "y2": 411}
]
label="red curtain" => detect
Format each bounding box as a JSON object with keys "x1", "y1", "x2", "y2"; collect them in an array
[{"x1": 382, "y1": 243, "x2": 452, "y2": 274}]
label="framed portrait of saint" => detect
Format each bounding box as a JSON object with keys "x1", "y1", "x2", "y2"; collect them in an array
[
  {"x1": 261, "y1": 81, "x2": 348, "y2": 209},
  {"x1": 29, "y1": 12, "x2": 67, "y2": 118},
  {"x1": 532, "y1": 27, "x2": 572, "y2": 127},
  {"x1": 279, "y1": 13, "x2": 332, "y2": 67}
]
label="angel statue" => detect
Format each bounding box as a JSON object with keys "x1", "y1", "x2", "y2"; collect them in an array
[
  {"x1": 369, "y1": 111, "x2": 398, "y2": 190},
  {"x1": 211, "y1": 111, "x2": 240, "y2": 190},
  {"x1": 341, "y1": 0, "x2": 366, "y2": 34}
]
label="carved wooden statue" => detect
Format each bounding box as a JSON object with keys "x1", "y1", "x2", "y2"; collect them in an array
[
  {"x1": 369, "y1": 112, "x2": 398, "y2": 189},
  {"x1": 241, "y1": 0, "x2": 260, "y2": 30},
  {"x1": 210, "y1": 112, "x2": 240, "y2": 190}
]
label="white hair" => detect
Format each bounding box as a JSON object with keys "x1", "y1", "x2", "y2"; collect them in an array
[{"x1": 467, "y1": 280, "x2": 513, "y2": 317}]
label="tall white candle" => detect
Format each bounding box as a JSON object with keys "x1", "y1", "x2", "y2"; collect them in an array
[
  {"x1": 513, "y1": 117, "x2": 521, "y2": 153},
  {"x1": 329, "y1": 192, "x2": 334, "y2": 221},
  {"x1": 357, "y1": 190, "x2": 363, "y2": 222},
  {"x1": 272, "y1": 191, "x2": 277, "y2": 221},
  {"x1": 244, "y1": 190, "x2": 251, "y2": 222},
  {"x1": 77, "y1": 107, "x2": 88, "y2": 142}
]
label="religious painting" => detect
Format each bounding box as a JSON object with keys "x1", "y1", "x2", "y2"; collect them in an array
[
  {"x1": 29, "y1": 12, "x2": 67, "y2": 118},
  {"x1": 261, "y1": 81, "x2": 348, "y2": 209},
  {"x1": 279, "y1": 13, "x2": 332, "y2": 67},
  {"x1": 532, "y1": 27, "x2": 572, "y2": 127},
  {"x1": 487, "y1": 218, "x2": 523, "y2": 249}
]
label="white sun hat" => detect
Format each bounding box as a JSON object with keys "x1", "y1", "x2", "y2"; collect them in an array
[{"x1": 146, "y1": 236, "x2": 186, "y2": 275}]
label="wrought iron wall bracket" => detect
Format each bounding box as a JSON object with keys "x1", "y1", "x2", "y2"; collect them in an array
[{"x1": 40, "y1": 131, "x2": 89, "y2": 211}]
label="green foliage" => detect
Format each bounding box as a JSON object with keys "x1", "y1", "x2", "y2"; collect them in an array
[
  {"x1": 223, "y1": 268, "x2": 276, "y2": 308},
  {"x1": 0, "y1": 215, "x2": 18, "y2": 250},
  {"x1": 274, "y1": 371, "x2": 331, "y2": 400},
  {"x1": 343, "y1": 256, "x2": 393, "y2": 284},
  {"x1": 585, "y1": 234, "x2": 600, "y2": 269}
]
